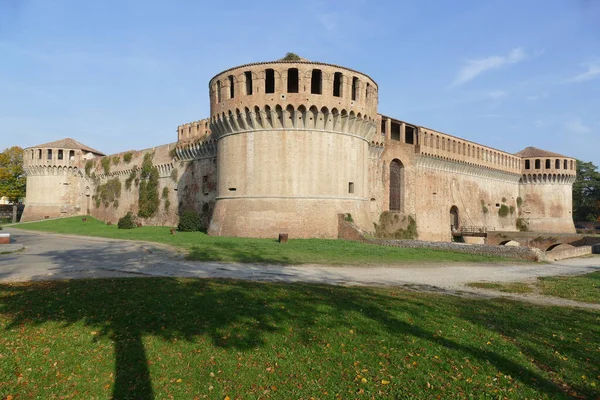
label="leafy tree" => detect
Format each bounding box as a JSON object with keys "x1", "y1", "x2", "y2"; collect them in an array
[
  {"x1": 282, "y1": 52, "x2": 301, "y2": 61},
  {"x1": 0, "y1": 146, "x2": 26, "y2": 203},
  {"x1": 573, "y1": 160, "x2": 600, "y2": 222}
]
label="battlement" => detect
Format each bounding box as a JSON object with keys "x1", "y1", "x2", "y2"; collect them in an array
[{"x1": 177, "y1": 119, "x2": 211, "y2": 142}]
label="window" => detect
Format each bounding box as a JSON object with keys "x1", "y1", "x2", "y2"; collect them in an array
[
  {"x1": 570, "y1": 160, "x2": 574, "y2": 170},
  {"x1": 38, "y1": 149, "x2": 42, "y2": 159},
  {"x1": 381, "y1": 119, "x2": 386, "y2": 134},
  {"x1": 351, "y1": 77, "x2": 359, "y2": 101},
  {"x1": 244, "y1": 71, "x2": 252, "y2": 95},
  {"x1": 311, "y1": 69, "x2": 322, "y2": 94},
  {"x1": 348, "y1": 182, "x2": 354, "y2": 193},
  {"x1": 287, "y1": 68, "x2": 298, "y2": 93},
  {"x1": 69, "y1": 150, "x2": 75, "y2": 161},
  {"x1": 333, "y1": 72, "x2": 343, "y2": 97},
  {"x1": 405, "y1": 126, "x2": 415, "y2": 145},
  {"x1": 545, "y1": 159, "x2": 551, "y2": 169},
  {"x1": 47, "y1": 149, "x2": 52, "y2": 160},
  {"x1": 58, "y1": 150, "x2": 63, "y2": 160},
  {"x1": 228, "y1": 75, "x2": 234, "y2": 98},
  {"x1": 216, "y1": 80, "x2": 222, "y2": 103},
  {"x1": 564, "y1": 160, "x2": 568, "y2": 169},
  {"x1": 391, "y1": 121, "x2": 400, "y2": 141},
  {"x1": 535, "y1": 159, "x2": 541, "y2": 169},
  {"x1": 555, "y1": 159, "x2": 560, "y2": 169},
  {"x1": 365, "y1": 82, "x2": 370, "y2": 101},
  {"x1": 525, "y1": 160, "x2": 531, "y2": 169},
  {"x1": 265, "y1": 69, "x2": 275, "y2": 93}
]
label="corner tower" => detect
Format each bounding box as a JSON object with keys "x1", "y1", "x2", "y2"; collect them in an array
[
  {"x1": 207, "y1": 57, "x2": 379, "y2": 238},
  {"x1": 516, "y1": 147, "x2": 576, "y2": 233},
  {"x1": 21, "y1": 138, "x2": 104, "y2": 222}
]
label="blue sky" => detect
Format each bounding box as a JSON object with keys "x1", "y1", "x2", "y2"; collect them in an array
[{"x1": 1, "y1": 0, "x2": 599, "y2": 166}]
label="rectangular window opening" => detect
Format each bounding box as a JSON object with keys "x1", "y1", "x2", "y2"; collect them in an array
[
  {"x1": 555, "y1": 159, "x2": 560, "y2": 169},
  {"x1": 228, "y1": 187, "x2": 237, "y2": 192},
  {"x1": 265, "y1": 69, "x2": 275, "y2": 93},
  {"x1": 405, "y1": 126, "x2": 415, "y2": 144},
  {"x1": 348, "y1": 182, "x2": 354, "y2": 193},
  {"x1": 47, "y1": 149, "x2": 52, "y2": 160},
  {"x1": 351, "y1": 77, "x2": 359, "y2": 101},
  {"x1": 545, "y1": 159, "x2": 551, "y2": 169},
  {"x1": 57, "y1": 150, "x2": 63, "y2": 160},
  {"x1": 287, "y1": 68, "x2": 299, "y2": 93},
  {"x1": 525, "y1": 160, "x2": 530, "y2": 169},
  {"x1": 391, "y1": 122, "x2": 401, "y2": 141},
  {"x1": 228, "y1": 75, "x2": 234, "y2": 99},
  {"x1": 333, "y1": 72, "x2": 343, "y2": 97},
  {"x1": 244, "y1": 71, "x2": 253, "y2": 95},
  {"x1": 535, "y1": 159, "x2": 541, "y2": 169},
  {"x1": 216, "y1": 80, "x2": 222, "y2": 103},
  {"x1": 311, "y1": 69, "x2": 322, "y2": 94}
]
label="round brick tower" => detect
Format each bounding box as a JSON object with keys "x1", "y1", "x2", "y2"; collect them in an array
[
  {"x1": 516, "y1": 147, "x2": 577, "y2": 233},
  {"x1": 207, "y1": 58, "x2": 379, "y2": 238}
]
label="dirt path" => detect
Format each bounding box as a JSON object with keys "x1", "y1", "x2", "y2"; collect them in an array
[{"x1": 2, "y1": 228, "x2": 599, "y2": 309}]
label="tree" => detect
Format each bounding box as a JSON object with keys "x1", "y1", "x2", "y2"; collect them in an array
[
  {"x1": 572, "y1": 160, "x2": 600, "y2": 222},
  {"x1": 0, "y1": 146, "x2": 26, "y2": 203}
]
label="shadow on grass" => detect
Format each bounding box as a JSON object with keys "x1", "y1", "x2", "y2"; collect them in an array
[
  {"x1": 187, "y1": 242, "x2": 293, "y2": 264},
  {"x1": 0, "y1": 276, "x2": 597, "y2": 398}
]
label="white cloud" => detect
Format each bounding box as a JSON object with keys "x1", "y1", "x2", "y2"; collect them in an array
[
  {"x1": 565, "y1": 118, "x2": 591, "y2": 134},
  {"x1": 488, "y1": 90, "x2": 507, "y2": 99},
  {"x1": 451, "y1": 47, "x2": 528, "y2": 87},
  {"x1": 569, "y1": 63, "x2": 600, "y2": 83},
  {"x1": 527, "y1": 91, "x2": 549, "y2": 101}
]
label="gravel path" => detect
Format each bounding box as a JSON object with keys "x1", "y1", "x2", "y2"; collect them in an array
[{"x1": 2, "y1": 228, "x2": 599, "y2": 309}]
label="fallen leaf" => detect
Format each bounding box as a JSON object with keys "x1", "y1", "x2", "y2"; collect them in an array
[
  {"x1": 176, "y1": 378, "x2": 182, "y2": 383},
  {"x1": 382, "y1": 380, "x2": 390, "y2": 385}
]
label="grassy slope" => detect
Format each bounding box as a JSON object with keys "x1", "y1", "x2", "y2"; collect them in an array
[
  {"x1": 12, "y1": 216, "x2": 508, "y2": 265},
  {"x1": 468, "y1": 272, "x2": 600, "y2": 304},
  {"x1": 0, "y1": 279, "x2": 597, "y2": 399}
]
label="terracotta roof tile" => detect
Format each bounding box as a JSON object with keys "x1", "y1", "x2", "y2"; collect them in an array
[
  {"x1": 28, "y1": 138, "x2": 105, "y2": 156},
  {"x1": 514, "y1": 146, "x2": 567, "y2": 158}
]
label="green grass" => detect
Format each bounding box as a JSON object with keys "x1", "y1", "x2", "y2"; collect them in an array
[
  {"x1": 467, "y1": 282, "x2": 535, "y2": 294},
  {"x1": 538, "y1": 272, "x2": 600, "y2": 304},
  {"x1": 468, "y1": 272, "x2": 600, "y2": 304},
  {"x1": 0, "y1": 279, "x2": 597, "y2": 399},
  {"x1": 12, "y1": 216, "x2": 509, "y2": 265}
]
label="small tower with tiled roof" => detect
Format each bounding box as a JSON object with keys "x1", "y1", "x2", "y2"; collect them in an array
[
  {"x1": 21, "y1": 138, "x2": 104, "y2": 222},
  {"x1": 515, "y1": 147, "x2": 577, "y2": 233}
]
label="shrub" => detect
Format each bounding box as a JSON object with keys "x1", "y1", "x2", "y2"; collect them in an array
[
  {"x1": 516, "y1": 197, "x2": 523, "y2": 207},
  {"x1": 509, "y1": 205, "x2": 516, "y2": 215},
  {"x1": 112, "y1": 156, "x2": 120, "y2": 165},
  {"x1": 170, "y1": 168, "x2": 178, "y2": 182},
  {"x1": 123, "y1": 152, "x2": 133, "y2": 163},
  {"x1": 162, "y1": 187, "x2": 169, "y2": 199},
  {"x1": 117, "y1": 212, "x2": 136, "y2": 229},
  {"x1": 282, "y1": 52, "x2": 301, "y2": 61},
  {"x1": 138, "y1": 153, "x2": 160, "y2": 218},
  {"x1": 516, "y1": 217, "x2": 529, "y2": 232},
  {"x1": 101, "y1": 157, "x2": 111, "y2": 175},
  {"x1": 125, "y1": 166, "x2": 138, "y2": 190},
  {"x1": 344, "y1": 213, "x2": 354, "y2": 223},
  {"x1": 501, "y1": 197, "x2": 507, "y2": 203},
  {"x1": 498, "y1": 204, "x2": 510, "y2": 218},
  {"x1": 177, "y1": 210, "x2": 203, "y2": 232},
  {"x1": 95, "y1": 178, "x2": 121, "y2": 208},
  {"x1": 85, "y1": 160, "x2": 93, "y2": 176}
]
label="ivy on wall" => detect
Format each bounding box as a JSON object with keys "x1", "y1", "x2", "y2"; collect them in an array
[
  {"x1": 94, "y1": 178, "x2": 121, "y2": 208},
  {"x1": 137, "y1": 153, "x2": 160, "y2": 218}
]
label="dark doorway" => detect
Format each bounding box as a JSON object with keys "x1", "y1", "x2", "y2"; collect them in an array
[
  {"x1": 389, "y1": 159, "x2": 404, "y2": 211},
  {"x1": 450, "y1": 206, "x2": 459, "y2": 231}
]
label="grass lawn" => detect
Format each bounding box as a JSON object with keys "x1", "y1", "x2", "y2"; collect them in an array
[
  {"x1": 11, "y1": 216, "x2": 509, "y2": 265},
  {"x1": 467, "y1": 271, "x2": 600, "y2": 304},
  {"x1": 0, "y1": 278, "x2": 598, "y2": 399}
]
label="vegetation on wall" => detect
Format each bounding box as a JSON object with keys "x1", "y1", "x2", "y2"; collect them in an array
[
  {"x1": 516, "y1": 217, "x2": 529, "y2": 232},
  {"x1": 282, "y1": 52, "x2": 302, "y2": 61},
  {"x1": 374, "y1": 212, "x2": 418, "y2": 240},
  {"x1": 516, "y1": 197, "x2": 523, "y2": 208},
  {"x1": 170, "y1": 168, "x2": 178, "y2": 182},
  {"x1": 509, "y1": 205, "x2": 515, "y2": 215},
  {"x1": 481, "y1": 200, "x2": 488, "y2": 214},
  {"x1": 137, "y1": 153, "x2": 160, "y2": 218},
  {"x1": 112, "y1": 156, "x2": 120, "y2": 165},
  {"x1": 123, "y1": 152, "x2": 133, "y2": 163},
  {"x1": 0, "y1": 146, "x2": 25, "y2": 203},
  {"x1": 573, "y1": 160, "x2": 600, "y2": 222},
  {"x1": 85, "y1": 160, "x2": 93, "y2": 177},
  {"x1": 94, "y1": 178, "x2": 121, "y2": 209},
  {"x1": 498, "y1": 204, "x2": 510, "y2": 218},
  {"x1": 501, "y1": 197, "x2": 507, "y2": 203},
  {"x1": 101, "y1": 157, "x2": 111, "y2": 175},
  {"x1": 125, "y1": 166, "x2": 138, "y2": 190},
  {"x1": 162, "y1": 187, "x2": 171, "y2": 212}
]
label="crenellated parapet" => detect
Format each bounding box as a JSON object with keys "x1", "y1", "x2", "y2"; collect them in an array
[
  {"x1": 520, "y1": 173, "x2": 576, "y2": 185},
  {"x1": 515, "y1": 147, "x2": 576, "y2": 179},
  {"x1": 210, "y1": 104, "x2": 378, "y2": 143},
  {"x1": 417, "y1": 127, "x2": 522, "y2": 174},
  {"x1": 177, "y1": 119, "x2": 211, "y2": 142},
  {"x1": 23, "y1": 165, "x2": 82, "y2": 177},
  {"x1": 175, "y1": 137, "x2": 217, "y2": 161}
]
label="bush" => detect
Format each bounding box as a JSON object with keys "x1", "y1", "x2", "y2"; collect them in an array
[
  {"x1": 498, "y1": 204, "x2": 510, "y2": 218},
  {"x1": 117, "y1": 212, "x2": 136, "y2": 229},
  {"x1": 85, "y1": 160, "x2": 93, "y2": 176},
  {"x1": 177, "y1": 210, "x2": 202, "y2": 232},
  {"x1": 516, "y1": 217, "x2": 529, "y2": 232},
  {"x1": 101, "y1": 157, "x2": 111, "y2": 175}
]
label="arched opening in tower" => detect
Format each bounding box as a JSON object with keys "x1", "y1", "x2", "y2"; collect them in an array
[{"x1": 450, "y1": 206, "x2": 459, "y2": 231}]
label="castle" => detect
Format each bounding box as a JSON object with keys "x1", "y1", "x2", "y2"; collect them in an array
[{"x1": 21, "y1": 57, "x2": 577, "y2": 242}]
